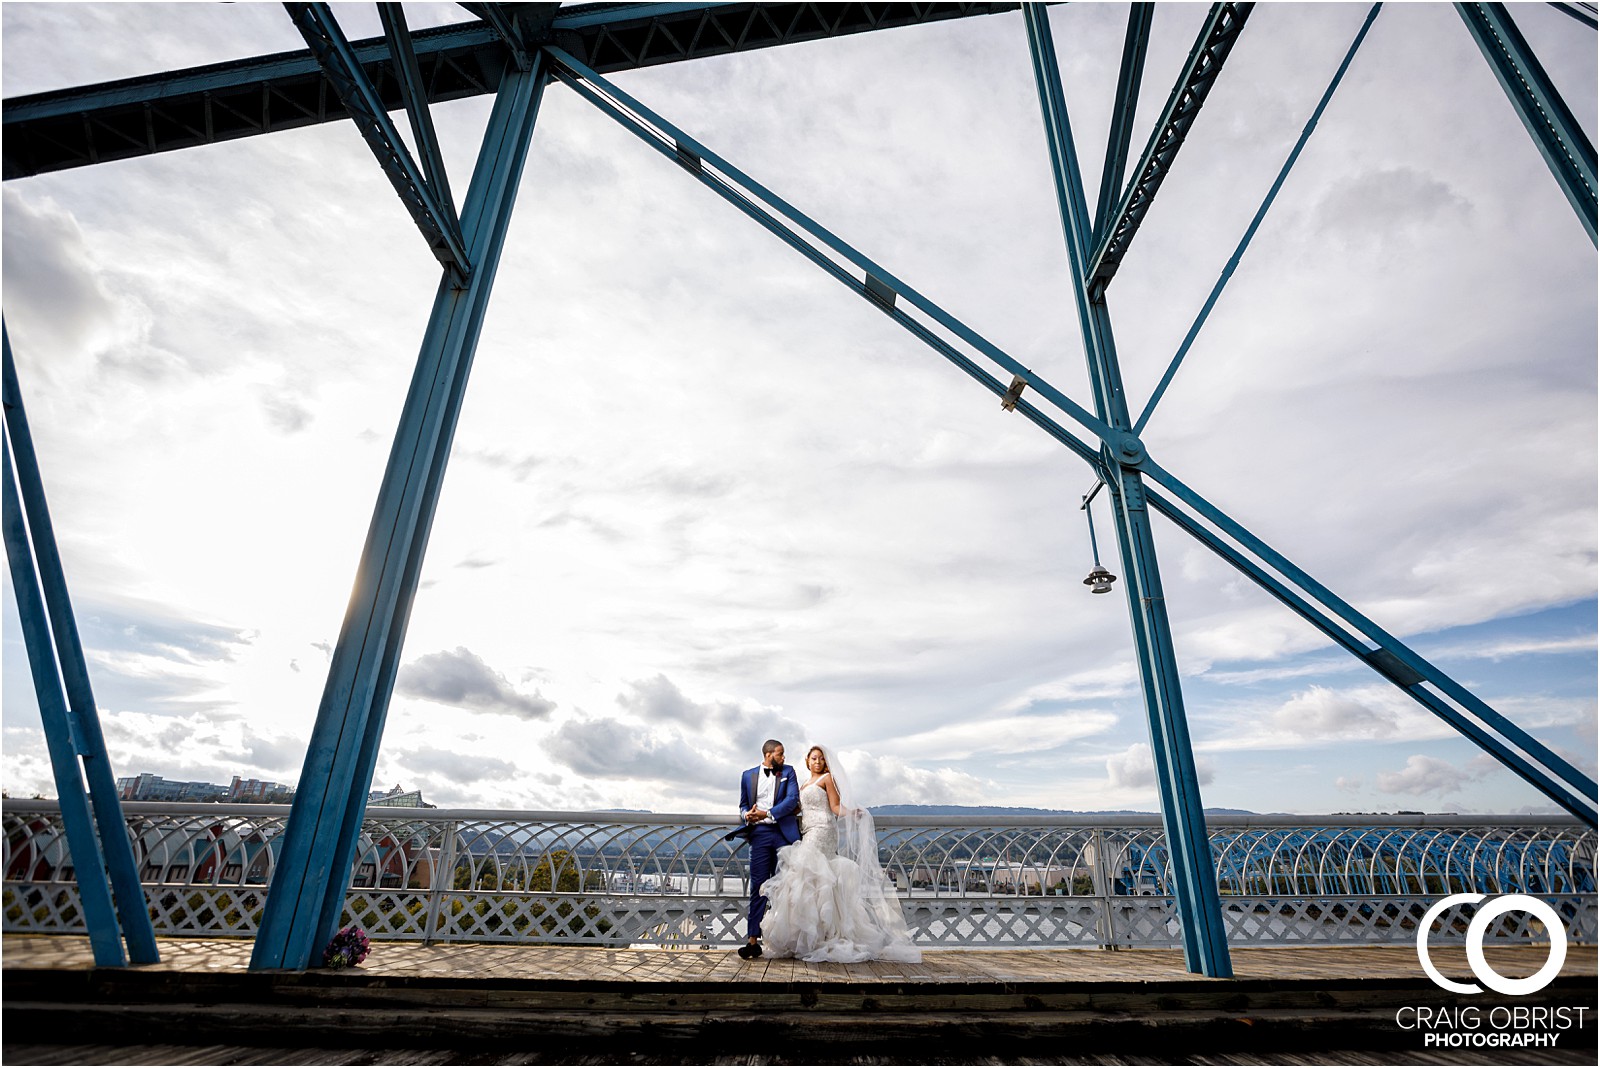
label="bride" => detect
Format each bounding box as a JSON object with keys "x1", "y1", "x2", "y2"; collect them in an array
[{"x1": 758, "y1": 745, "x2": 922, "y2": 963}]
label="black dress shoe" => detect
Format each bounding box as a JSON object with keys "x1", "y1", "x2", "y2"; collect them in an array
[{"x1": 737, "y1": 942, "x2": 763, "y2": 959}]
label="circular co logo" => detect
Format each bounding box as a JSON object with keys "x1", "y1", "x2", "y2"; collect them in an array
[{"x1": 1416, "y1": 893, "x2": 1567, "y2": 995}]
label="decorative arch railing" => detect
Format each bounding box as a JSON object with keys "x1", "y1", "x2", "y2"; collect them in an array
[{"x1": 4, "y1": 801, "x2": 1593, "y2": 949}]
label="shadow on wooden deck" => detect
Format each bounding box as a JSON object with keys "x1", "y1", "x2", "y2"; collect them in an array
[{"x1": 3, "y1": 935, "x2": 1595, "y2": 1065}]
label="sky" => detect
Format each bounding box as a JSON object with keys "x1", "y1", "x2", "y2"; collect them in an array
[{"x1": 1, "y1": 2, "x2": 1595, "y2": 818}]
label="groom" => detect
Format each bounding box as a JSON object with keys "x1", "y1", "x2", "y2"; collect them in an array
[{"x1": 736, "y1": 739, "x2": 800, "y2": 959}]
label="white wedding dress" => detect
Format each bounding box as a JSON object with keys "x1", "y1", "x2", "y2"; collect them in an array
[{"x1": 759, "y1": 781, "x2": 922, "y2": 963}]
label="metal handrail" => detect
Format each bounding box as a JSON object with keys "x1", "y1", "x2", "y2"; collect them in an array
[{"x1": 5, "y1": 801, "x2": 1592, "y2": 949}]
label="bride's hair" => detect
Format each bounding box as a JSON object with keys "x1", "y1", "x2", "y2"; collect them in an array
[{"x1": 806, "y1": 746, "x2": 829, "y2": 774}]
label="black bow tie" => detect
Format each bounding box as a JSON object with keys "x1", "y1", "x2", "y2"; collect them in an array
[{"x1": 764, "y1": 766, "x2": 780, "y2": 776}]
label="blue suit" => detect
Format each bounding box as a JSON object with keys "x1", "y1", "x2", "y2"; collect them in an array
[{"x1": 739, "y1": 763, "x2": 800, "y2": 939}]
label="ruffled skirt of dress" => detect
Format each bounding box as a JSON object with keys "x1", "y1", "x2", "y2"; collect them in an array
[{"x1": 760, "y1": 839, "x2": 922, "y2": 963}]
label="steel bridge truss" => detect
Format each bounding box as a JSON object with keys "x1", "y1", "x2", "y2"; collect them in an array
[{"x1": 2, "y1": 1, "x2": 1596, "y2": 977}]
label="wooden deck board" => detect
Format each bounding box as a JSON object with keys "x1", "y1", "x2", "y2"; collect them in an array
[{"x1": 3, "y1": 933, "x2": 1594, "y2": 987}]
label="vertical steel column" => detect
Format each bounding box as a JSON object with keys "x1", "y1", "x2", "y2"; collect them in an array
[
  {"x1": 2, "y1": 325, "x2": 160, "y2": 966},
  {"x1": 250, "y1": 55, "x2": 549, "y2": 971},
  {"x1": 1024, "y1": 5, "x2": 1232, "y2": 976}
]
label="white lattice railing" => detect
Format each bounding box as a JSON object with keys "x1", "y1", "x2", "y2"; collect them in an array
[{"x1": 4, "y1": 801, "x2": 1593, "y2": 948}]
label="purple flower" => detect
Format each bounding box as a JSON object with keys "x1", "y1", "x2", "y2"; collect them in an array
[{"x1": 322, "y1": 925, "x2": 372, "y2": 969}]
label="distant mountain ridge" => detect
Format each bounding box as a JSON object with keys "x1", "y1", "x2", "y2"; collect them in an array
[{"x1": 868, "y1": 805, "x2": 1261, "y2": 817}]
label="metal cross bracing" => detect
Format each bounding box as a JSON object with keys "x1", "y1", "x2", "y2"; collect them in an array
[{"x1": 0, "y1": 0, "x2": 1595, "y2": 977}]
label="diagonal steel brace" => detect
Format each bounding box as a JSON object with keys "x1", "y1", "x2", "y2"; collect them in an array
[
  {"x1": 1084, "y1": 3, "x2": 1252, "y2": 294},
  {"x1": 285, "y1": 2, "x2": 471, "y2": 280}
]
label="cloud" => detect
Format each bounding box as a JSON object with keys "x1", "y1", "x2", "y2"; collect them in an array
[
  {"x1": 394, "y1": 747, "x2": 521, "y2": 785},
  {"x1": 1200, "y1": 685, "x2": 1457, "y2": 753},
  {"x1": 0, "y1": 188, "x2": 125, "y2": 370},
  {"x1": 260, "y1": 390, "x2": 312, "y2": 433},
  {"x1": 225, "y1": 727, "x2": 305, "y2": 776},
  {"x1": 1431, "y1": 634, "x2": 1598, "y2": 662},
  {"x1": 1314, "y1": 166, "x2": 1472, "y2": 234},
  {"x1": 459, "y1": 446, "x2": 545, "y2": 482},
  {"x1": 545, "y1": 716, "x2": 722, "y2": 782},
  {"x1": 1270, "y1": 685, "x2": 1397, "y2": 739},
  {"x1": 828, "y1": 747, "x2": 986, "y2": 808},
  {"x1": 82, "y1": 602, "x2": 250, "y2": 665},
  {"x1": 1105, "y1": 742, "x2": 1216, "y2": 791},
  {"x1": 395, "y1": 647, "x2": 555, "y2": 719},
  {"x1": 1375, "y1": 754, "x2": 1483, "y2": 797},
  {"x1": 894, "y1": 710, "x2": 1118, "y2": 761},
  {"x1": 996, "y1": 664, "x2": 1140, "y2": 712},
  {"x1": 616, "y1": 674, "x2": 804, "y2": 754}
]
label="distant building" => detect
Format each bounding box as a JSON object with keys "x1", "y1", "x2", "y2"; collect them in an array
[
  {"x1": 116, "y1": 773, "x2": 228, "y2": 802},
  {"x1": 227, "y1": 776, "x2": 294, "y2": 803},
  {"x1": 368, "y1": 784, "x2": 435, "y2": 808}
]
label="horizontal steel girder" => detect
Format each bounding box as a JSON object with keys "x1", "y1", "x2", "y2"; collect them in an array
[
  {"x1": 1084, "y1": 2, "x2": 1252, "y2": 293},
  {"x1": 2, "y1": 2, "x2": 1018, "y2": 181}
]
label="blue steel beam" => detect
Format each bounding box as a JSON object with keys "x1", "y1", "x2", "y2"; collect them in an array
[
  {"x1": 1143, "y1": 486, "x2": 1594, "y2": 824},
  {"x1": 378, "y1": 4, "x2": 462, "y2": 228},
  {"x1": 2, "y1": 441, "x2": 124, "y2": 967},
  {"x1": 3, "y1": 4, "x2": 1017, "y2": 180},
  {"x1": 543, "y1": 46, "x2": 1122, "y2": 457},
  {"x1": 250, "y1": 54, "x2": 549, "y2": 972},
  {"x1": 286, "y1": 3, "x2": 471, "y2": 278},
  {"x1": 1083, "y1": 3, "x2": 1253, "y2": 295},
  {"x1": 1546, "y1": 2, "x2": 1598, "y2": 30},
  {"x1": 1093, "y1": 3, "x2": 1153, "y2": 242},
  {"x1": 458, "y1": 3, "x2": 545, "y2": 72},
  {"x1": 1134, "y1": 4, "x2": 1382, "y2": 436},
  {"x1": 545, "y1": 30, "x2": 1597, "y2": 834},
  {"x1": 1138, "y1": 453, "x2": 1599, "y2": 811},
  {"x1": 1456, "y1": 2, "x2": 1598, "y2": 243},
  {"x1": 2, "y1": 326, "x2": 161, "y2": 964},
  {"x1": 1024, "y1": 3, "x2": 1231, "y2": 978}
]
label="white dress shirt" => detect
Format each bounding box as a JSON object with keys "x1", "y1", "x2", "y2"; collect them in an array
[{"x1": 753, "y1": 766, "x2": 779, "y2": 824}]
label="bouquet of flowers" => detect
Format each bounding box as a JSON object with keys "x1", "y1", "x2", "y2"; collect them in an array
[{"x1": 322, "y1": 925, "x2": 371, "y2": 969}]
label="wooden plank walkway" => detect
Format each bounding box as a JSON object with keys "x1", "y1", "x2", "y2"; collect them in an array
[
  {"x1": 6, "y1": 933, "x2": 1594, "y2": 986},
  {"x1": 4, "y1": 935, "x2": 1595, "y2": 1065}
]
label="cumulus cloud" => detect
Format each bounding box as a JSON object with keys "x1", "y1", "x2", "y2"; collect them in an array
[
  {"x1": 616, "y1": 674, "x2": 804, "y2": 754},
  {"x1": 545, "y1": 716, "x2": 723, "y2": 782},
  {"x1": 1105, "y1": 742, "x2": 1216, "y2": 791},
  {"x1": 1270, "y1": 686, "x2": 1397, "y2": 739},
  {"x1": 395, "y1": 647, "x2": 555, "y2": 719},
  {"x1": 1374, "y1": 754, "x2": 1483, "y2": 797}
]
